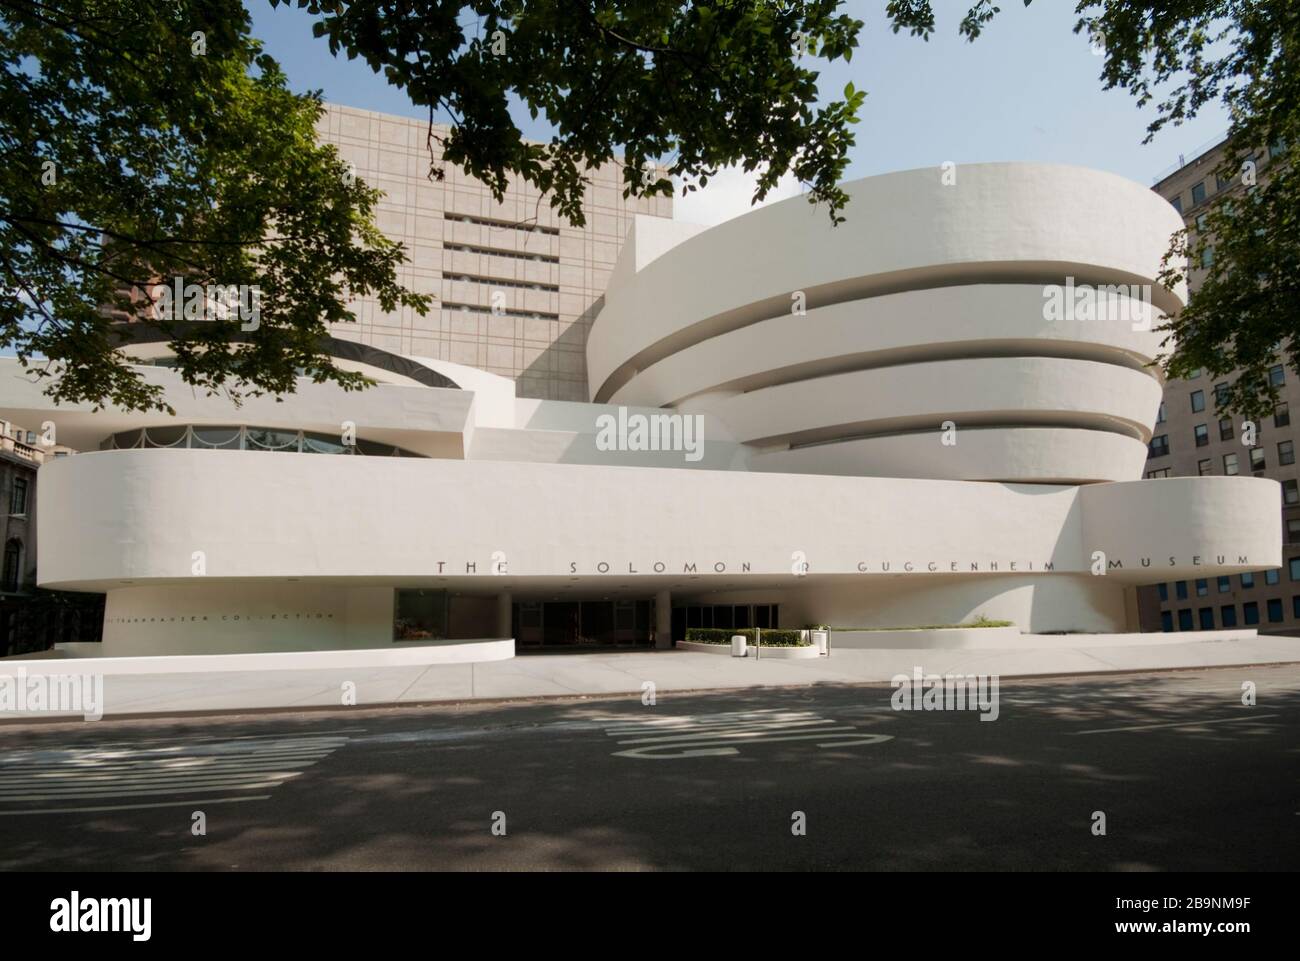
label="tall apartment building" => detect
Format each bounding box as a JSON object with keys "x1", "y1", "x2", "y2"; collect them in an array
[
  {"x1": 314, "y1": 103, "x2": 673, "y2": 402},
  {"x1": 1139, "y1": 136, "x2": 1297, "y2": 635}
]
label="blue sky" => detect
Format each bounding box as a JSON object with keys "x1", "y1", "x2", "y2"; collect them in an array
[{"x1": 251, "y1": 1, "x2": 1229, "y2": 221}]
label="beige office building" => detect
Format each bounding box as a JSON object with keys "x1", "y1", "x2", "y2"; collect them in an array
[
  {"x1": 313, "y1": 103, "x2": 673, "y2": 402},
  {"x1": 1139, "y1": 137, "x2": 1298, "y2": 635}
]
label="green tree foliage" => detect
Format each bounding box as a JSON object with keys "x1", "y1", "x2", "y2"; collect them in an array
[
  {"x1": 1, "y1": 0, "x2": 869, "y2": 412},
  {"x1": 1, "y1": 0, "x2": 430, "y2": 412},
  {"x1": 289, "y1": 0, "x2": 867, "y2": 225}
]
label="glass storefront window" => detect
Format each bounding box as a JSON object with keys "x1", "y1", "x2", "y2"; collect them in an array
[
  {"x1": 191, "y1": 426, "x2": 242, "y2": 449},
  {"x1": 393, "y1": 589, "x2": 448, "y2": 641},
  {"x1": 245, "y1": 428, "x2": 300, "y2": 452},
  {"x1": 302, "y1": 433, "x2": 348, "y2": 454},
  {"x1": 106, "y1": 428, "x2": 145, "y2": 449},
  {"x1": 678, "y1": 603, "x2": 779, "y2": 632},
  {"x1": 99, "y1": 425, "x2": 423, "y2": 457},
  {"x1": 356, "y1": 438, "x2": 405, "y2": 457},
  {"x1": 142, "y1": 426, "x2": 188, "y2": 448}
]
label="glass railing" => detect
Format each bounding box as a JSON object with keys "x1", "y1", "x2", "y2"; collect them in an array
[{"x1": 99, "y1": 425, "x2": 422, "y2": 457}]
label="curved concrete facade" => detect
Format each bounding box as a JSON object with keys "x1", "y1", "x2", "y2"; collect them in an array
[
  {"x1": 35, "y1": 451, "x2": 1280, "y2": 587},
  {"x1": 749, "y1": 427, "x2": 1150, "y2": 484},
  {"x1": 34, "y1": 452, "x2": 1278, "y2": 639},
  {"x1": 0, "y1": 162, "x2": 1279, "y2": 656},
  {"x1": 679, "y1": 356, "x2": 1160, "y2": 452},
  {"x1": 592, "y1": 163, "x2": 1182, "y2": 483},
  {"x1": 609, "y1": 284, "x2": 1163, "y2": 409}
]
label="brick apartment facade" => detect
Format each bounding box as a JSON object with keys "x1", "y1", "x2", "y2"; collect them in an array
[
  {"x1": 314, "y1": 103, "x2": 673, "y2": 402},
  {"x1": 1138, "y1": 138, "x2": 1298, "y2": 635}
]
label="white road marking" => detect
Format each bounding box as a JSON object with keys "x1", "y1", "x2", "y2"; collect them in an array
[
  {"x1": 604, "y1": 709, "x2": 892, "y2": 759},
  {"x1": 0, "y1": 733, "x2": 353, "y2": 813},
  {"x1": 1072, "y1": 713, "x2": 1280, "y2": 735},
  {"x1": 0, "y1": 796, "x2": 273, "y2": 816},
  {"x1": 77, "y1": 728, "x2": 368, "y2": 748}
]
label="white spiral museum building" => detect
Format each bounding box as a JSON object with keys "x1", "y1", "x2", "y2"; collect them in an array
[{"x1": 0, "y1": 163, "x2": 1281, "y2": 657}]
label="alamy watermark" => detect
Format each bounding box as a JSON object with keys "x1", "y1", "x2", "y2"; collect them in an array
[
  {"x1": 0, "y1": 667, "x2": 104, "y2": 721},
  {"x1": 151, "y1": 277, "x2": 261, "y2": 331},
  {"x1": 1042, "y1": 277, "x2": 1153, "y2": 331},
  {"x1": 891, "y1": 667, "x2": 1000, "y2": 721},
  {"x1": 50, "y1": 892, "x2": 150, "y2": 941},
  {"x1": 595, "y1": 406, "x2": 704, "y2": 462}
]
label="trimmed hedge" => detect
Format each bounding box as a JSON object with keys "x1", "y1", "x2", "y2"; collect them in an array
[{"x1": 684, "y1": 628, "x2": 809, "y2": 647}]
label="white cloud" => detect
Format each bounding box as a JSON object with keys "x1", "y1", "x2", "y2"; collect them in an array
[{"x1": 672, "y1": 165, "x2": 804, "y2": 226}]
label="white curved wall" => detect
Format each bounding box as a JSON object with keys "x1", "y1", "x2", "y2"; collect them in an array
[
  {"x1": 680, "y1": 354, "x2": 1161, "y2": 482},
  {"x1": 683, "y1": 576, "x2": 1131, "y2": 634},
  {"x1": 749, "y1": 427, "x2": 1149, "y2": 484},
  {"x1": 590, "y1": 163, "x2": 1184, "y2": 483},
  {"x1": 101, "y1": 584, "x2": 395, "y2": 656},
  {"x1": 591, "y1": 163, "x2": 1185, "y2": 397},
  {"x1": 1080, "y1": 476, "x2": 1283, "y2": 577},
  {"x1": 0, "y1": 357, "x2": 474, "y2": 457},
  {"x1": 407, "y1": 354, "x2": 517, "y2": 429},
  {"x1": 612, "y1": 284, "x2": 1164, "y2": 409},
  {"x1": 681, "y1": 356, "x2": 1161, "y2": 446},
  {"x1": 37, "y1": 452, "x2": 1277, "y2": 594}
]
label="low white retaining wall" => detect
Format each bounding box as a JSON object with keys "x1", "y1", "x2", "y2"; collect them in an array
[
  {"x1": 1017, "y1": 629, "x2": 1262, "y2": 649},
  {"x1": 3, "y1": 638, "x2": 515, "y2": 675},
  {"x1": 678, "y1": 640, "x2": 820, "y2": 659},
  {"x1": 831, "y1": 626, "x2": 1022, "y2": 649},
  {"x1": 830, "y1": 627, "x2": 1263, "y2": 650}
]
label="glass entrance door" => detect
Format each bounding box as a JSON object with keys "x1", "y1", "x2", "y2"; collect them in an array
[
  {"x1": 514, "y1": 600, "x2": 656, "y2": 649},
  {"x1": 543, "y1": 601, "x2": 580, "y2": 646}
]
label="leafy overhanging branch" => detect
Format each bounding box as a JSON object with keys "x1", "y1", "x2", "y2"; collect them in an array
[
  {"x1": 287, "y1": 0, "x2": 867, "y2": 225},
  {"x1": 1, "y1": 0, "x2": 428, "y2": 413}
]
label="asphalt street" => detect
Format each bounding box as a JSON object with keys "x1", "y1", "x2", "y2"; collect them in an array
[{"x1": 0, "y1": 664, "x2": 1296, "y2": 871}]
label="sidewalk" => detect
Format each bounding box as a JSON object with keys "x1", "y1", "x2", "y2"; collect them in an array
[{"x1": 3, "y1": 634, "x2": 1298, "y2": 721}]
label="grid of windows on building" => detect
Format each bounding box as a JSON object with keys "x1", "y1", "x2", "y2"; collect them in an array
[
  {"x1": 1150, "y1": 563, "x2": 1300, "y2": 633},
  {"x1": 679, "y1": 603, "x2": 780, "y2": 630},
  {"x1": 1140, "y1": 137, "x2": 1298, "y2": 634},
  {"x1": 309, "y1": 105, "x2": 677, "y2": 402}
]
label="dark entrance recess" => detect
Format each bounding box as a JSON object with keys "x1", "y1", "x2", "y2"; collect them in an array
[
  {"x1": 543, "y1": 601, "x2": 579, "y2": 646},
  {"x1": 514, "y1": 599, "x2": 654, "y2": 650}
]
